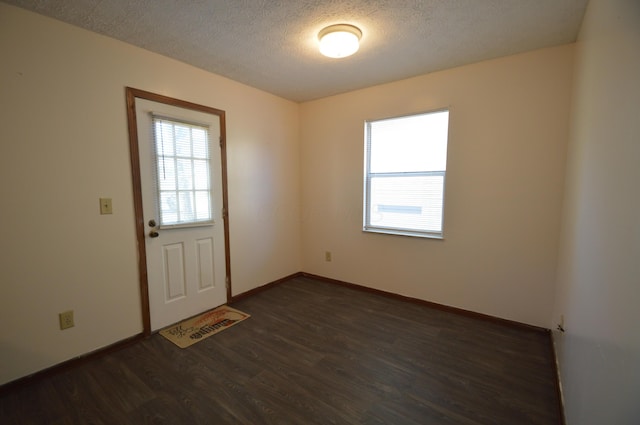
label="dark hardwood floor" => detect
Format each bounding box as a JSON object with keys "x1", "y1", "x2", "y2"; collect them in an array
[{"x1": 0, "y1": 276, "x2": 561, "y2": 424}]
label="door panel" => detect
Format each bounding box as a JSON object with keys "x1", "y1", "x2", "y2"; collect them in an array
[
  {"x1": 135, "y1": 98, "x2": 227, "y2": 331},
  {"x1": 196, "y1": 238, "x2": 215, "y2": 291},
  {"x1": 163, "y1": 243, "x2": 186, "y2": 301}
]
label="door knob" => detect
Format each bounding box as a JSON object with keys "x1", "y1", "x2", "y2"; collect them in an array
[
  {"x1": 149, "y1": 231, "x2": 159, "y2": 238},
  {"x1": 148, "y1": 219, "x2": 157, "y2": 227}
]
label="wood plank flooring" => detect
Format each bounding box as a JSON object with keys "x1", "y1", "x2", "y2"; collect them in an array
[{"x1": 0, "y1": 276, "x2": 561, "y2": 424}]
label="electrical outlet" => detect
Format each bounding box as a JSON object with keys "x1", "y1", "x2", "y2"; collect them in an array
[
  {"x1": 325, "y1": 251, "x2": 332, "y2": 262},
  {"x1": 99, "y1": 198, "x2": 113, "y2": 214},
  {"x1": 556, "y1": 314, "x2": 565, "y2": 332},
  {"x1": 59, "y1": 310, "x2": 74, "y2": 330}
]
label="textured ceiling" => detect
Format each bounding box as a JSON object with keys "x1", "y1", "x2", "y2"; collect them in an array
[{"x1": 4, "y1": 0, "x2": 589, "y2": 102}]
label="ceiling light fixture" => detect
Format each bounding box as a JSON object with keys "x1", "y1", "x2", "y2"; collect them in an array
[{"x1": 318, "y1": 24, "x2": 362, "y2": 59}]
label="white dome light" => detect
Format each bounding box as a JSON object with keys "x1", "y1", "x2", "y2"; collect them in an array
[{"x1": 318, "y1": 24, "x2": 362, "y2": 59}]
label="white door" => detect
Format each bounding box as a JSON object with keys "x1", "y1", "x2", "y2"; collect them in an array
[{"x1": 135, "y1": 98, "x2": 227, "y2": 331}]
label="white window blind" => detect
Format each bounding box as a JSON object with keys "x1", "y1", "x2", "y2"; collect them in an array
[
  {"x1": 152, "y1": 115, "x2": 213, "y2": 228},
  {"x1": 364, "y1": 109, "x2": 450, "y2": 238}
]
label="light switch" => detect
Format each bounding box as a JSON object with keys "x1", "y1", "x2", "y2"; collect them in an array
[{"x1": 100, "y1": 198, "x2": 113, "y2": 214}]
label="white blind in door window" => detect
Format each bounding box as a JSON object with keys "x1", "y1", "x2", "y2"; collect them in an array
[{"x1": 152, "y1": 116, "x2": 213, "y2": 227}]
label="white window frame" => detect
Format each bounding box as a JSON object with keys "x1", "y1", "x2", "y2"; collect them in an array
[
  {"x1": 363, "y1": 109, "x2": 450, "y2": 239},
  {"x1": 152, "y1": 114, "x2": 215, "y2": 229}
]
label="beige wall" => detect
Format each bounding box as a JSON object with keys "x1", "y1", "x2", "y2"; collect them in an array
[
  {"x1": 553, "y1": 0, "x2": 640, "y2": 423},
  {"x1": 0, "y1": 3, "x2": 300, "y2": 385},
  {"x1": 2, "y1": 0, "x2": 606, "y2": 392},
  {"x1": 300, "y1": 45, "x2": 574, "y2": 327}
]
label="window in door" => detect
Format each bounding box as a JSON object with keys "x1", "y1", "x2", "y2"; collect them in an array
[
  {"x1": 153, "y1": 116, "x2": 213, "y2": 228},
  {"x1": 364, "y1": 109, "x2": 450, "y2": 239}
]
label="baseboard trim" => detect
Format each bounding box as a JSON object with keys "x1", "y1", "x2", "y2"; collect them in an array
[
  {"x1": 0, "y1": 271, "x2": 305, "y2": 393},
  {"x1": 550, "y1": 331, "x2": 567, "y2": 425},
  {"x1": 300, "y1": 272, "x2": 563, "y2": 421},
  {"x1": 1, "y1": 270, "x2": 555, "y2": 397},
  {"x1": 229, "y1": 271, "x2": 303, "y2": 304},
  {"x1": 300, "y1": 272, "x2": 549, "y2": 334},
  {"x1": 0, "y1": 332, "x2": 145, "y2": 395}
]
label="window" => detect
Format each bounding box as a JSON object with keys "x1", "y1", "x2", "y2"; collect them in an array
[
  {"x1": 364, "y1": 109, "x2": 450, "y2": 238},
  {"x1": 153, "y1": 116, "x2": 213, "y2": 228}
]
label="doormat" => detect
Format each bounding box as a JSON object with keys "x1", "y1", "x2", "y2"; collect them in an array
[{"x1": 159, "y1": 305, "x2": 250, "y2": 348}]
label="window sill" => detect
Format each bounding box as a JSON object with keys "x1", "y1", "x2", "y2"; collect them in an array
[{"x1": 363, "y1": 227, "x2": 444, "y2": 240}]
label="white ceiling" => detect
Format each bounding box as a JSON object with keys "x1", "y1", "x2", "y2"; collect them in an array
[{"x1": 4, "y1": 0, "x2": 589, "y2": 102}]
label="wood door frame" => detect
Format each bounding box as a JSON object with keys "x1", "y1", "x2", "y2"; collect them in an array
[{"x1": 125, "y1": 87, "x2": 232, "y2": 335}]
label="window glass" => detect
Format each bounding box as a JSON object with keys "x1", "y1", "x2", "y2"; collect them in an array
[
  {"x1": 153, "y1": 117, "x2": 213, "y2": 227},
  {"x1": 364, "y1": 110, "x2": 449, "y2": 238}
]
